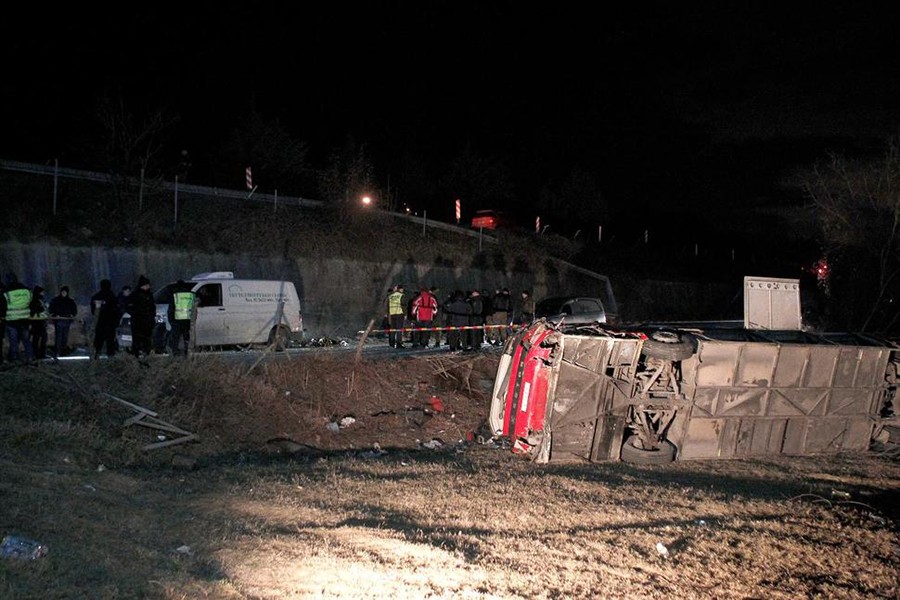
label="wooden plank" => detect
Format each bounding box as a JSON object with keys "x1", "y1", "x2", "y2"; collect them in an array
[
  {"x1": 130, "y1": 417, "x2": 193, "y2": 436},
  {"x1": 124, "y1": 413, "x2": 148, "y2": 427},
  {"x1": 101, "y1": 392, "x2": 158, "y2": 417},
  {"x1": 142, "y1": 434, "x2": 199, "y2": 451}
]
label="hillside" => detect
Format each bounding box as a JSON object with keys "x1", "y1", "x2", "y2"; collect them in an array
[{"x1": 0, "y1": 166, "x2": 583, "y2": 266}]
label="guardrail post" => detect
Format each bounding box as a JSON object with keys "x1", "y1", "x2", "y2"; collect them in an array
[
  {"x1": 52, "y1": 158, "x2": 59, "y2": 216},
  {"x1": 174, "y1": 175, "x2": 179, "y2": 229}
]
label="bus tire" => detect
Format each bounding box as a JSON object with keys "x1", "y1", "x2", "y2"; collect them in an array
[
  {"x1": 641, "y1": 331, "x2": 695, "y2": 361},
  {"x1": 620, "y1": 435, "x2": 676, "y2": 464}
]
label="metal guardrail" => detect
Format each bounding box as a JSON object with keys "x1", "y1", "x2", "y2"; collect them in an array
[{"x1": 0, "y1": 158, "x2": 323, "y2": 209}]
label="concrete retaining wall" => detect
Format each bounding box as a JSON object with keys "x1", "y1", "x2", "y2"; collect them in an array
[{"x1": 0, "y1": 242, "x2": 616, "y2": 339}]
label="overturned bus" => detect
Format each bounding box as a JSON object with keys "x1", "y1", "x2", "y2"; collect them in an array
[{"x1": 487, "y1": 277, "x2": 899, "y2": 464}]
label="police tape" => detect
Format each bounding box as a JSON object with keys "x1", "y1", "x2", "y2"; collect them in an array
[{"x1": 365, "y1": 324, "x2": 523, "y2": 334}]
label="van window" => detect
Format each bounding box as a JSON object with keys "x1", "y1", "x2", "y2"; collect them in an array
[
  {"x1": 574, "y1": 299, "x2": 603, "y2": 314},
  {"x1": 196, "y1": 283, "x2": 222, "y2": 307}
]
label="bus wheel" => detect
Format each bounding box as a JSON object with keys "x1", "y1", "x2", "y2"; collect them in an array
[{"x1": 620, "y1": 435, "x2": 676, "y2": 464}]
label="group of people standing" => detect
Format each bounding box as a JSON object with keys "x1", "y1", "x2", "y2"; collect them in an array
[
  {"x1": 0, "y1": 272, "x2": 78, "y2": 363},
  {"x1": 0, "y1": 272, "x2": 166, "y2": 364},
  {"x1": 90, "y1": 276, "x2": 194, "y2": 359},
  {"x1": 88, "y1": 275, "x2": 157, "y2": 359},
  {"x1": 383, "y1": 285, "x2": 536, "y2": 352}
]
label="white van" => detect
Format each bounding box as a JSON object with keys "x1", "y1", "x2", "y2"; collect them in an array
[{"x1": 154, "y1": 272, "x2": 303, "y2": 350}]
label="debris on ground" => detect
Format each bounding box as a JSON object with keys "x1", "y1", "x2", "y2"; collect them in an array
[
  {"x1": 1, "y1": 535, "x2": 48, "y2": 560},
  {"x1": 655, "y1": 542, "x2": 669, "y2": 559}
]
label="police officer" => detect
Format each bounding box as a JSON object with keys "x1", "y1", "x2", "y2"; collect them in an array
[
  {"x1": 1, "y1": 273, "x2": 34, "y2": 363},
  {"x1": 167, "y1": 280, "x2": 195, "y2": 356},
  {"x1": 385, "y1": 284, "x2": 406, "y2": 349}
]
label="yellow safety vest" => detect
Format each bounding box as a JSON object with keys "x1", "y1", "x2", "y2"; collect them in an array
[
  {"x1": 388, "y1": 291, "x2": 404, "y2": 316},
  {"x1": 4, "y1": 288, "x2": 32, "y2": 321},
  {"x1": 173, "y1": 291, "x2": 195, "y2": 320}
]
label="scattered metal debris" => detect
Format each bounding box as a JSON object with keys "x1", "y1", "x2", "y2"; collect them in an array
[{"x1": 655, "y1": 542, "x2": 670, "y2": 558}]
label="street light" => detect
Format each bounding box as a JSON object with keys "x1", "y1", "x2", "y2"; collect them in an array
[{"x1": 361, "y1": 195, "x2": 372, "y2": 207}]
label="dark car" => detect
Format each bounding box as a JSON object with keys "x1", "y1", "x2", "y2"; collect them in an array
[{"x1": 534, "y1": 296, "x2": 609, "y2": 326}]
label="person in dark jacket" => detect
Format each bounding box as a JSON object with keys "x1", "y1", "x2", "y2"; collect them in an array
[
  {"x1": 467, "y1": 289, "x2": 485, "y2": 350},
  {"x1": 126, "y1": 275, "x2": 156, "y2": 358},
  {"x1": 28, "y1": 285, "x2": 49, "y2": 359},
  {"x1": 443, "y1": 290, "x2": 472, "y2": 352},
  {"x1": 90, "y1": 279, "x2": 120, "y2": 358},
  {"x1": 513, "y1": 289, "x2": 535, "y2": 327},
  {"x1": 489, "y1": 288, "x2": 512, "y2": 345},
  {"x1": 116, "y1": 285, "x2": 132, "y2": 316},
  {"x1": 480, "y1": 289, "x2": 493, "y2": 344},
  {"x1": 49, "y1": 285, "x2": 78, "y2": 356}
]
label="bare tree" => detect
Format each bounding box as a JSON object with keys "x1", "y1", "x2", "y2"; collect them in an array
[
  {"x1": 537, "y1": 168, "x2": 608, "y2": 232},
  {"x1": 93, "y1": 90, "x2": 175, "y2": 207},
  {"x1": 796, "y1": 142, "x2": 900, "y2": 332},
  {"x1": 222, "y1": 109, "x2": 311, "y2": 193},
  {"x1": 439, "y1": 145, "x2": 516, "y2": 211},
  {"x1": 317, "y1": 136, "x2": 377, "y2": 215}
]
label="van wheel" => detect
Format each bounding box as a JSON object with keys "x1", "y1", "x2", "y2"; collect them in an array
[{"x1": 268, "y1": 326, "x2": 290, "y2": 351}]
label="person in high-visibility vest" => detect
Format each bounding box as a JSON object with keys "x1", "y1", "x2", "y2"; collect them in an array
[
  {"x1": 167, "y1": 280, "x2": 195, "y2": 357},
  {"x1": 1, "y1": 272, "x2": 35, "y2": 362},
  {"x1": 385, "y1": 284, "x2": 406, "y2": 349}
]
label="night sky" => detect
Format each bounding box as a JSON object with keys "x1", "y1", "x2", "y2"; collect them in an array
[{"x1": 4, "y1": 3, "x2": 900, "y2": 237}]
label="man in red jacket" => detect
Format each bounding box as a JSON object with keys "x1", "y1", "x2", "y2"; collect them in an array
[{"x1": 411, "y1": 287, "x2": 439, "y2": 348}]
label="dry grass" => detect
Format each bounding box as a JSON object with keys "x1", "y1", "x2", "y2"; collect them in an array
[{"x1": 0, "y1": 355, "x2": 898, "y2": 599}]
